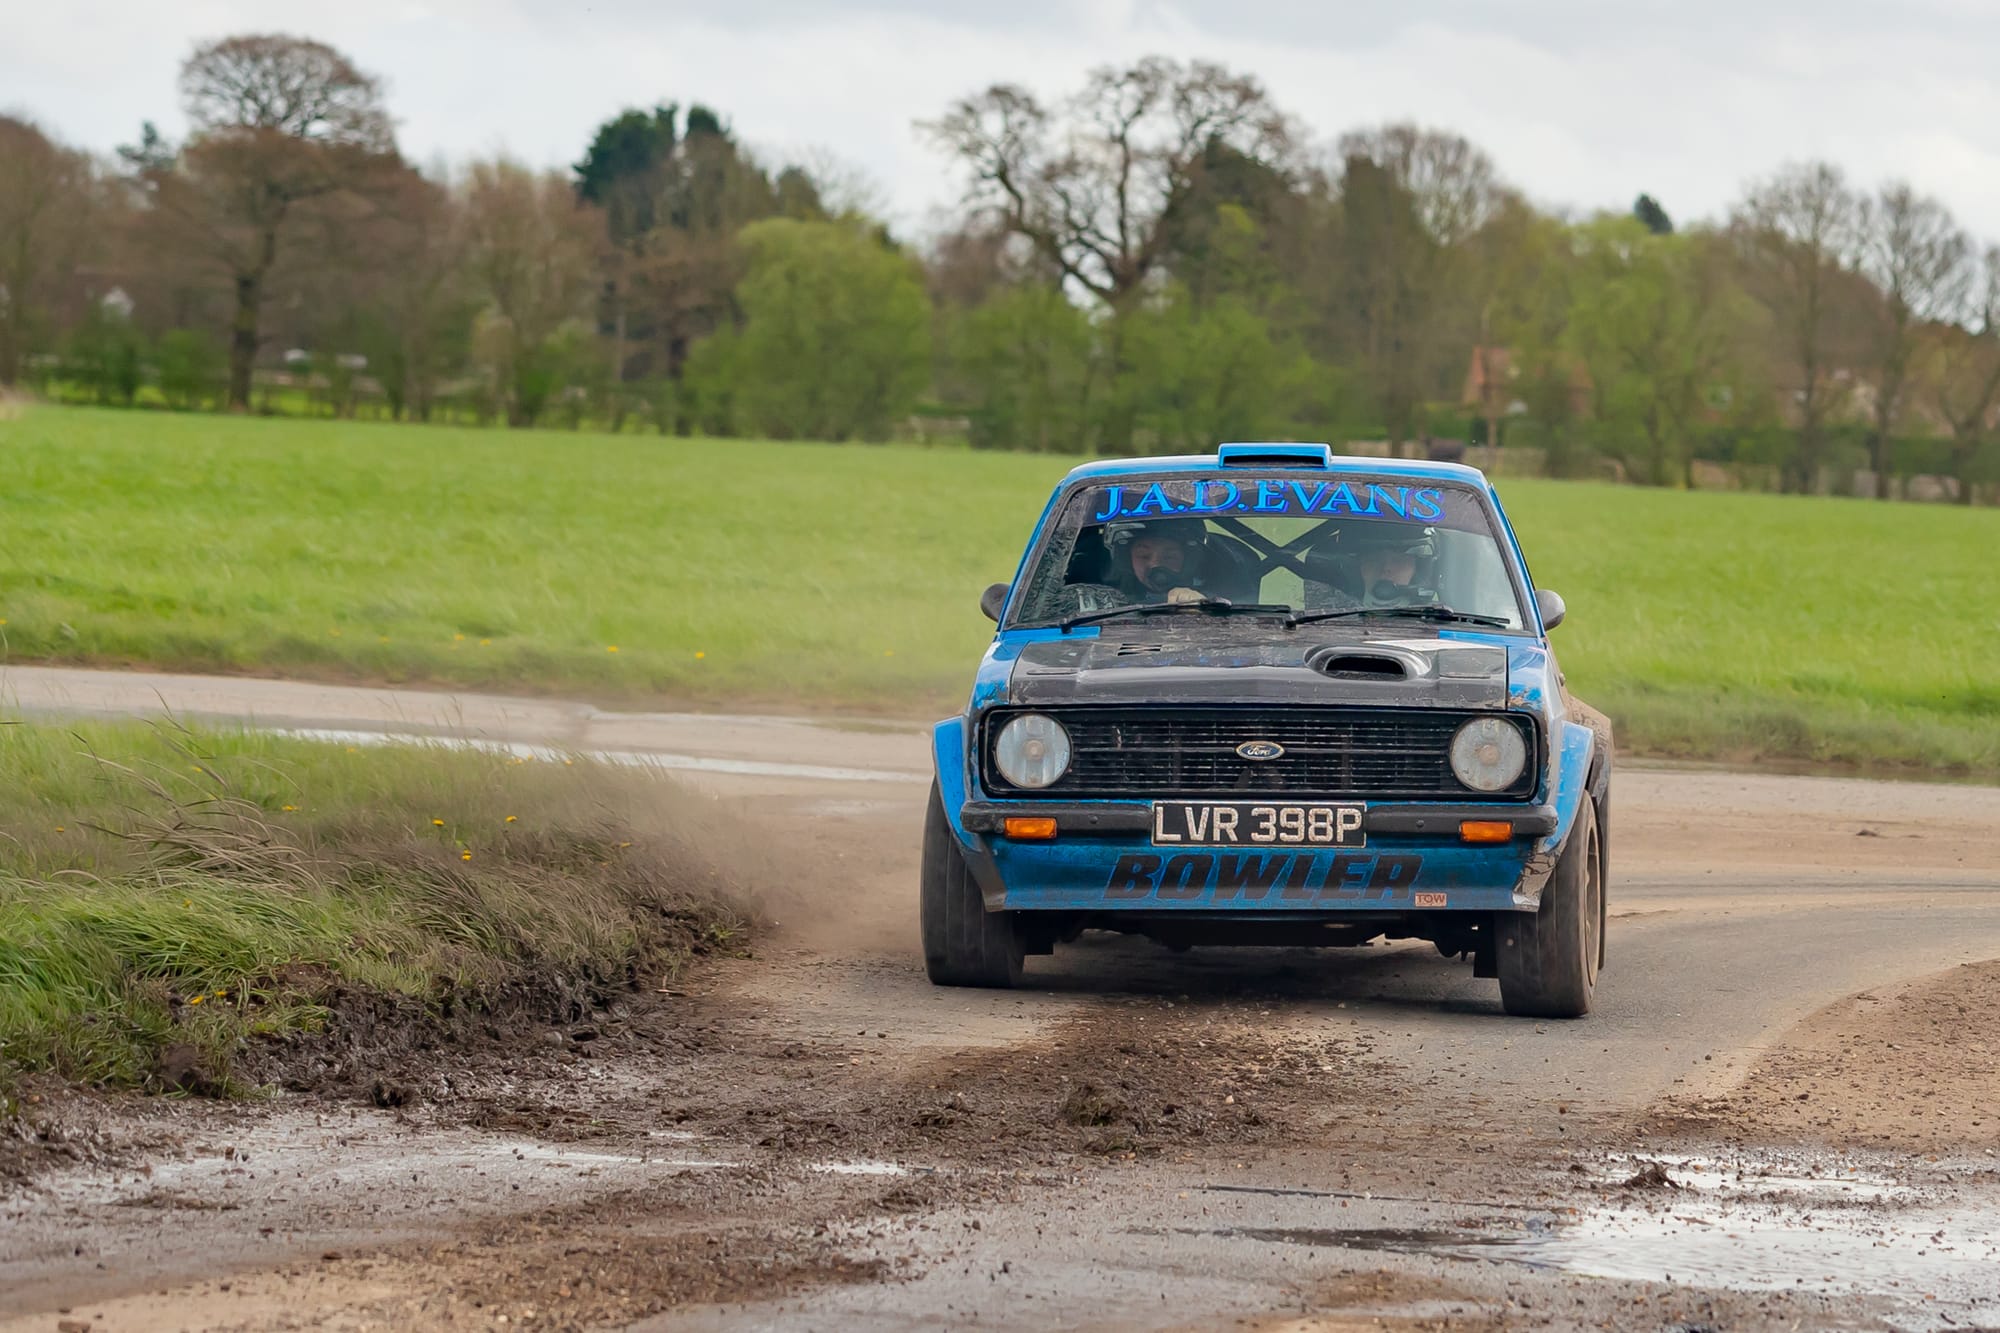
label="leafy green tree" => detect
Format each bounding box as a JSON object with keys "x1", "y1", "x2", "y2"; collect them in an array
[
  {"x1": 1117, "y1": 287, "x2": 1315, "y2": 452},
  {"x1": 155, "y1": 328, "x2": 225, "y2": 408},
  {"x1": 1565, "y1": 217, "x2": 1761, "y2": 486},
  {"x1": 953, "y1": 284, "x2": 1101, "y2": 452},
  {"x1": 679, "y1": 328, "x2": 741, "y2": 435},
  {"x1": 1633, "y1": 193, "x2": 1673, "y2": 235},
  {"x1": 730, "y1": 219, "x2": 929, "y2": 441},
  {"x1": 66, "y1": 304, "x2": 146, "y2": 405}
]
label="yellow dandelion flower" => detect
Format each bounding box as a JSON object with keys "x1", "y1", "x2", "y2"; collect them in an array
[
  {"x1": 0, "y1": 618, "x2": 8, "y2": 625},
  {"x1": 182, "y1": 899, "x2": 191, "y2": 908},
  {"x1": 214, "y1": 991, "x2": 229, "y2": 1000},
  {"x1": 432, "y1": 818, "x2": 445, "y2": 827},
  {"x1": 188, "y1": 995, "x2": 204, "y2": 1006},
  {"x1": 460, "y1": 850, "x2": 473, "y2": 861},
  {"x1": 505, "y1": 815, "x2": 517, "y2": 823},
  {"x1": 607, "y1": 645, "x2": 619, "y2": 653},
  {"x1": 345, "y1": 746, "x2": 359, "y2": 753},
  {"x1": 618, "y1": 841, "x2": 632, "y2": 848},
  {"x1": 695, "y1": 651, "x2": 706, "y2": 660},
  {"x1": 479, "y1": 638, "x2": 492, "y2": 646},
  {"x1": 54, "y1": 826, "x2": 64, "y2": 833},
  {"x1": 281, "y1": 804, "x2": 297, "y2": 812},
  {"x1": 454, "y1": 633, "x2": 466, "y2": 641}
]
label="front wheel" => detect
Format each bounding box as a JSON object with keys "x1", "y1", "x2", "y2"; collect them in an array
[
  {"x1": 1495, "y1": 798, "x2": 1602, "y2": 1018},
  {"x1": 919, "y1": 782, "x2": 1022, "y2": 988}
]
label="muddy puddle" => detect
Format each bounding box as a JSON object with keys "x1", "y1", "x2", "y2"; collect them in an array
[{"x1": 1153, "y1": 1152, "x2": 2000, "y2": 1331}]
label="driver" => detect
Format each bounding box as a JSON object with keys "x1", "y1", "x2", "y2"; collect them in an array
[
  {"x1": 1102, "y1": 518, "x2": 1249, "y2": 603},
  {"x1": 1310, "y1": 521, "x2": 1440, "y2": 609}
]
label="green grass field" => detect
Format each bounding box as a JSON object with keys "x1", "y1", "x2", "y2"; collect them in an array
[{"x1": 2, "y1": 405, "x2": 1996, "y2": 777}]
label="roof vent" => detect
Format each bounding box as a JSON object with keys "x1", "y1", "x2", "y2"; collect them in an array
[{"x1": 1216, "y1": 442, "x2": 1334, "y2": 469}]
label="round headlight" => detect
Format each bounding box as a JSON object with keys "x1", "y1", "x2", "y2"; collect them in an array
[
  {"x1": 994, "y1": 714, "x2": 1072, "y2": 789},
  {"x1": 1450, "y1": 717, "x2": 1528, "y2": 793}
]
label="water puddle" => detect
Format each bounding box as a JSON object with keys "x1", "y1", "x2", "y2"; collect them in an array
[
  {"x1": 1169, "y1": 1153, "x2": 2000, "y2": 1329},
  {"x1": 809, "y1": 1161, "x2": 914, "y2": 1177}
]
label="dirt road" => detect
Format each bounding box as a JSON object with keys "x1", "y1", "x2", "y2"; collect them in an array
[{"x1": 3, "y1": 665, "x2": 1998, "y2": 1331}]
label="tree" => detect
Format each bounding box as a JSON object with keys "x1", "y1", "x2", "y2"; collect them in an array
[
  {"x1": 730, "y1": 219, "x2": 929, "y2": 441},
  {"x1": 1856, "y1": 182, "x2": 1969, "y2": 498},
  {"x1": 1731, "y1": 162, "x2": 1861, "y2": 492},
  {"x1": 65, "y1": 301, "x2": 145, "y2": 405},
  {"x1": 1633, "y1": 193, "x2": 1674, "y2": 235},
  {"x1": 1476, "y1": 204, "x2": 1584, "y2": 465},
  {"x1": 0, "y1": 117, "x2": 98, "y2": 385},
  {"x1": 925, "y1": 57, "x2": 1289, "y2": 314},
  {"x1": 1565, "y1": 218, "x2": 1760, "y2": 486},
  {"x1": 459, "y1": 159, "x2": 604, "y2": 426},
  {"x1": 351, "y1": 171, "x2": 472, "y2": 421},
  {"x1": 574, "y1": 104, "x2": 678, "y2": 244},
  {"x1": 1119, "y1": 286, "x2": 1314, "y2": 453},
  {"x1": 952, "y1": 283, "x2": 1101, "y2": 452},
  {"x1": 573, "y1": 103, "x2": 818, "y2": 402},
  {"x1": 1333, "y1": 125, "x2": 1506, "y2": 447},
  {"x1": 1923, "y1": 247, "x2": 2000, "y2": 504},
  {"x1": 155, "y1": 328, "x2": 226, "y2": 409},
  {"x1": 126, "y1": 34, "x2": 398, "y2": 409}
]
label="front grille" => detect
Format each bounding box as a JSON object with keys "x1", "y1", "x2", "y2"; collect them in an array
[{"x1": 983, "y1": 706, "x2": 1536, "y2": 801}]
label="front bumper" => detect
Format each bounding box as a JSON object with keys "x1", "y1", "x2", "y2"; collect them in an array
[{"x1": 960, "y1": 802, "x2": 1550, "y2": 915}]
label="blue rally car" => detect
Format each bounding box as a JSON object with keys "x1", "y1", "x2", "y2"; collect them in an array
[{"x1": 921, "y1": 443, "x2": 1613, "y2": 1018}]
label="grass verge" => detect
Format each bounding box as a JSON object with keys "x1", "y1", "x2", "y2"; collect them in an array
[
  {"x1": 0, "y1": 718, "x2": 750, "y2": 1097},
  {"x1": 2, "y1": 405, "x2": 1997, "y2": 778}
]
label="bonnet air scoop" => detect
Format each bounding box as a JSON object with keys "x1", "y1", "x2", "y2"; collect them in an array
[{"x1": 1314, "y1": 652, "x2": 1408, "y2": 680}]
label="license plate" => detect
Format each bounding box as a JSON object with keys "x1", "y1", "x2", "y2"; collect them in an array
[{"x1": 1151, "y1": 802, "x2": 1366, "y2": 848}]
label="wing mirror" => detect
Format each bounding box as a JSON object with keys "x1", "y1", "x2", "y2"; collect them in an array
[
  {"x1": 979, "y1": 582, "x2": 1010, "y2": 623},
  {"x1": 1535, "y1": 588, "x2": 1567, "y2": 632}
]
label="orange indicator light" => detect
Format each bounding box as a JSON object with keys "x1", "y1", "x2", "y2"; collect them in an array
[
  {"x1": 1002, "y1": 816, "x2": 1059, "y2": 841},
  {"x1": 1458, "y1": 820, "x2": 1514, "y2": 844}
]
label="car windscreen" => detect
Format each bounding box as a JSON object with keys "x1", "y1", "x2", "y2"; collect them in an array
[{"x1": 1007, "y1": 474, "x2": 1528, "y2": 630}]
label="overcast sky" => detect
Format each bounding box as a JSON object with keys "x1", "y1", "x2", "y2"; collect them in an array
[{"x1": 9, "y1": 0, "x2": 2000, "y2": 239}]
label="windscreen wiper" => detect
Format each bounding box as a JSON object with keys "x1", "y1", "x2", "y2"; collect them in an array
[
  {"x1": 1285, "y1": 605, "x2": 1513, "y2": 630},
  {"x1": 1060, "y1": 599, "x2": 1296, "y2": 631}
]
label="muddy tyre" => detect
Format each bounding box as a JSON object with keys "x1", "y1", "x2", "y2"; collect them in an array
[
  {"x1": 1495, "y1": 798, "x2": 1602, "y2": 1019},
  {"x1": 920, "y1": 782, "x2": 1023, "y2": 988}
]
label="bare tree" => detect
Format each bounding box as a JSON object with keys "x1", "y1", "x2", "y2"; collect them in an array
[
  {"x1": 1856, "y1": 182, "x2": 1969, "y2": 498},
  {"x1": 0, "y1": 116, "x2": 98, "y2": 385},
  {"x1": 1924, "y1": 246, "x2": 2000, "y2": 504},
  {"x1": 1337, "y1": 123, "x2": 1503, "y2": 249},
  {"x1": 1731, "y1": 162, "x2": 1861, "y2": 493},
  {"x1": 127, "y1": 34, "x2": 398, "y2": 409},
  {"x1": 181, "y1": 35, "x2": 393, "y2": 149},
  {"x1": 459, "y1": 160, "x2": 604, "y2": 425},
  {"x1": 925, "y1": 57, "x2": 1289, "y2": 313}
]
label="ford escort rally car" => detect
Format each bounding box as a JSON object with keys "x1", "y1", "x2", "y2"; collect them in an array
[{"x1": 921, "y1": 443, "x2": 1613, "y2": 1018}]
